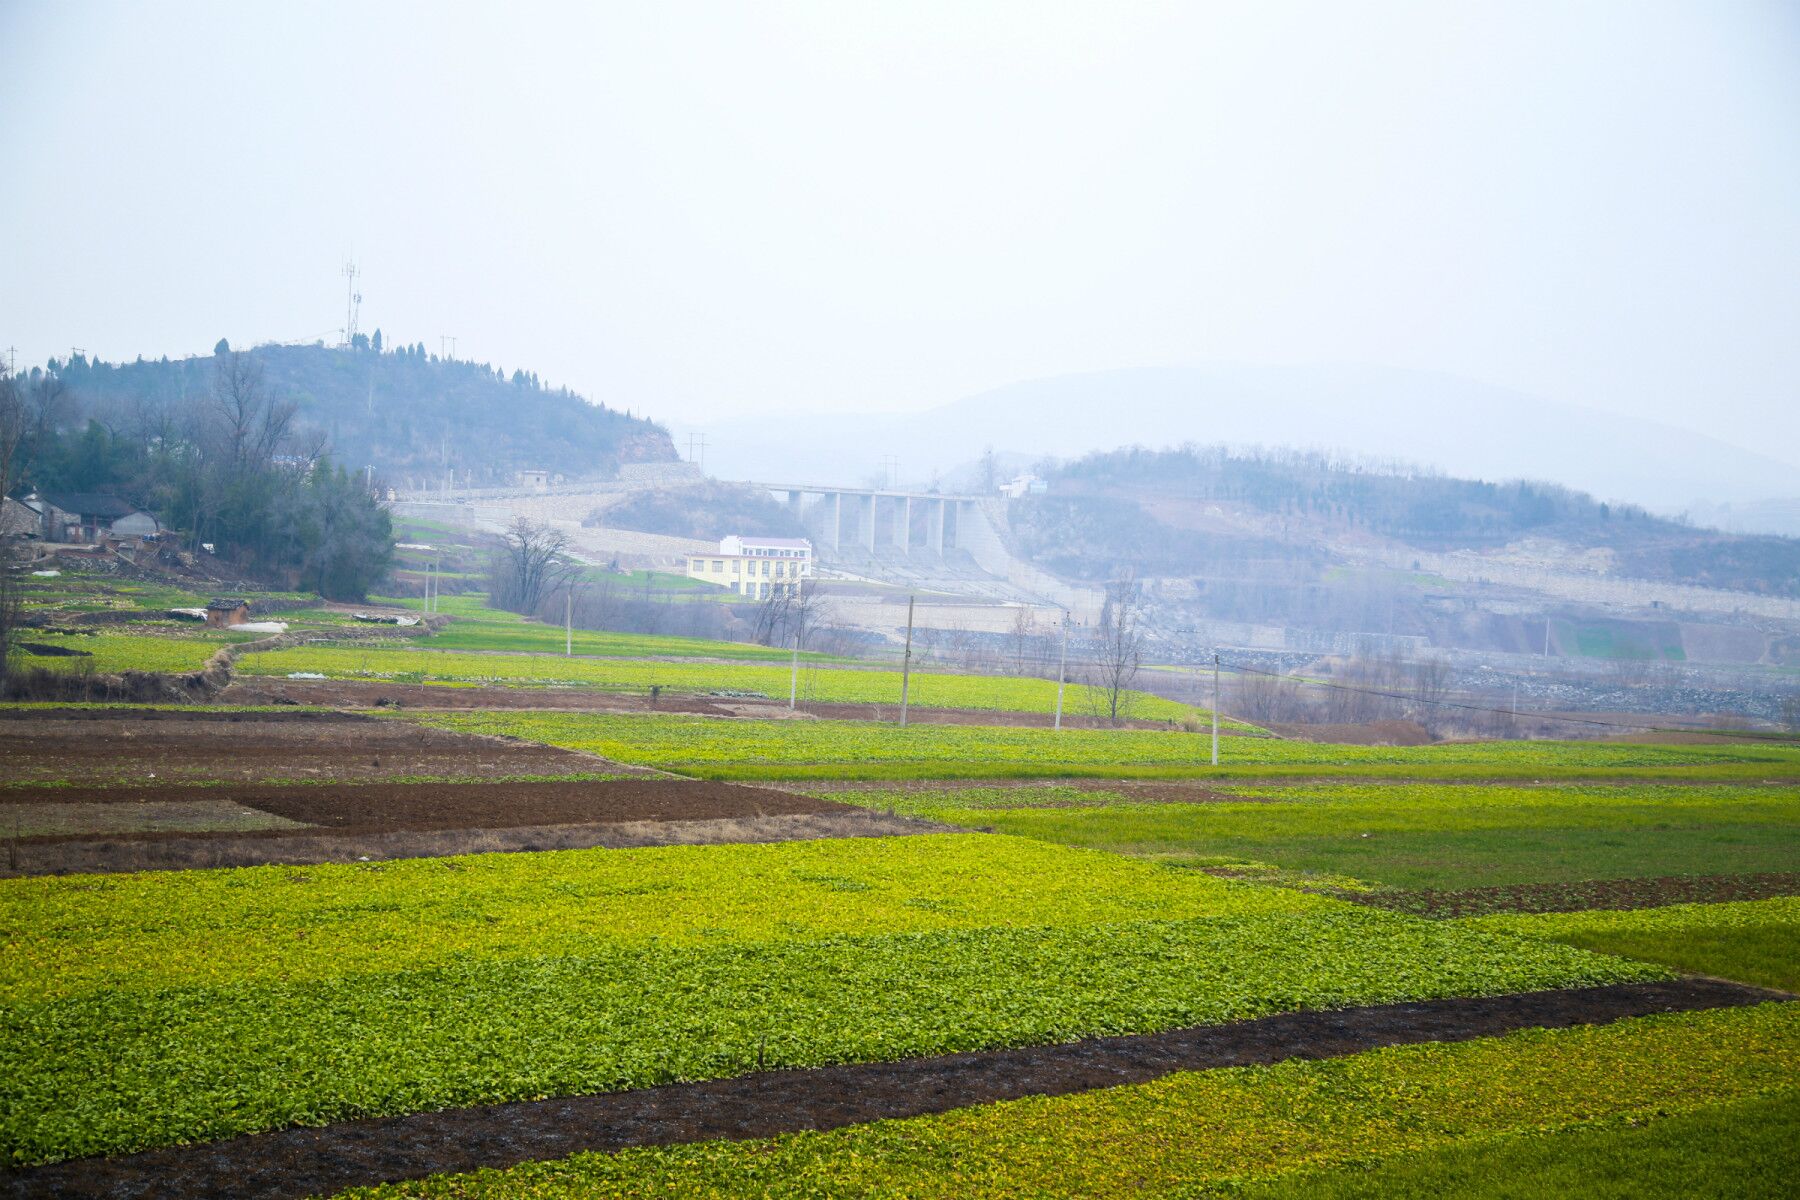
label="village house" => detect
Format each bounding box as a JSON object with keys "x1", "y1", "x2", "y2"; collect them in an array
[
  {"x1": 25, "y1": 492, "x2": 162, "y2": 543},
  {"x1": 1, "y1": 496, "x2": 40, "y2": 539},
  {"x1": 205, "y1": 597, "x2": 251, "y2": 628},
  {"x1": 686, "y1": 535, "x2": 814, "y2": 599}
]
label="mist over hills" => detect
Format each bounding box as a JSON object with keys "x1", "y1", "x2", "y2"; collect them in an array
[
  {"x1": 695, "y1": 364, "x2": 1799, "y2": 520},
  {"x1": 50, "y1": 343, "x2": 677, "y2": 486}
]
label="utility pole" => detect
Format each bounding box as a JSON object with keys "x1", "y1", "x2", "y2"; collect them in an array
[
  {"x1": 1544, "y1": 620, "x2": 1553, "y2": 657},
  {"x1": 439, "y1": 335, "x2": 457, "y2": 360},
  {"x1": 1211, "y1": 652, "x2": 1220, "y2": 767},
  {"x1": 880, "y1": 455, "x2": 899, "y2": 489},
  {"x1": 789, "y1": 632, "x2": 800, "y2": 710},
  {"x1": 898, "y1": 594, "x2": 916, "y2": 727},
  {"x1": 565, "y1": 588, "x2": 573, "y2": 656},
  {"x1": 1054, "y1": 611, "x2": 1069, "y2": 731},
  {"x1": 685, "y1": 433, "x2": 708, "y2": 472}
]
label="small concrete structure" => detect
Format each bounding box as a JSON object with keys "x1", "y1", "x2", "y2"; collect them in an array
[
  {"x1": 515, "y1": 469, "x2": 550, "y2": 492},
  {"x1": 205, "y1": 598, "x2": 251, "y2": 628}
]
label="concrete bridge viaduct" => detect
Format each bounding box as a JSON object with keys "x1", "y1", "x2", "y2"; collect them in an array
[{"x1": 760, "y1": 482, "x2": 986, "y2": 555}]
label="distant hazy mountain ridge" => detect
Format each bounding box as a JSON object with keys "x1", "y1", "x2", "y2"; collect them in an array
[{"x1": 697, "y1": 364, "x2": 1800, "y2": 518}]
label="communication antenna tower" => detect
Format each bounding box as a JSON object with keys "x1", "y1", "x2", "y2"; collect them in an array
[{"x1": 342, "y1": 262, "x2": 362, "y2": 346}]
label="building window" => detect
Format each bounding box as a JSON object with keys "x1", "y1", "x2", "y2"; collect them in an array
[{"x1": 713, "y1": 560, "x2": 724, "y2": 572}]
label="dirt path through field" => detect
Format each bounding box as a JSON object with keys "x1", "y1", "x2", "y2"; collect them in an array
[
  {"x1": 0, "y1": 709, "x2": 647, "y2": 784},
  {"x1": 6, "y1": 978, "x2": 1785, "y2": 1200},
  {"x1": 1, "y1": 809, "x2": 951, "y2": 876}
]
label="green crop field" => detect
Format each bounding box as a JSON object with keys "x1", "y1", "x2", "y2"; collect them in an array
[
  {"x1": 1463, "y1": 897, "x2": 1800, "y2": 992},
  {"x1": 8, "y1": 630, "x2": 249, "y2": 675},
  {"x1": 0, "y1": 833, "x2": 1661, "y2": 1166},
  {"x1": 400, "y1": 710, "x2": 1800, "y2": 782},
  {"x1": 236, "y1": 645, "x2": 1216, "y2": 719},
  {"x1": 416, "y1": 617, "x2": 833, "y2": 660},
  {"x1": 1233, "y1": 1089, "x2": 1796, "y2": 1200},
  {"x1": 805, "y1": 782, "x2": 1800, "y2": 891},
  {"x1": 331, "y1": 1003, "x2": 1800, "y2": 1199}
]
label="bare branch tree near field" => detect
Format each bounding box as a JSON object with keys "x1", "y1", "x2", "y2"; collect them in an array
[
  {"x1": 753, "y1": 583, "x2": 831, "y2": 650},
  {"x1": 1008, "y1": 605, "x2": 1037, "y2": 674},
  {"x1": 489, "y1": 518, "x2": 581, "y2": 614},
  {"x1": 1082, "y1": 578, "x2": 1146, "y2": 725},
  {"x1": 0, "y1": 366, "x2": 26, "y2": 686}
]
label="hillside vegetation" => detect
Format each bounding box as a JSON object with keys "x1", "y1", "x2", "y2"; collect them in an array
[
  {"x1": 42, "y1": 341, "x2": 676, "y2": 485},
  {"x1": 1014, "y1": 445, "x2": 1800, "y2": 596}
]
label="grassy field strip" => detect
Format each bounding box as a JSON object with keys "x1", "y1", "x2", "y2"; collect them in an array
[
  {"x1": 237, "y1": 645, "x2": 1217, "y2": 720},
  {"x1": 396, "y1": 711, "x2": 1800, "y2": 782},
  {"x1": 418, "y1": 620, "x2": 835, "y2": 661},
  {"x1": 1461, "y1": 897, "x2": 1800, "y2": 992},
  {"x1": 325, "y1": 1003, "x2": 1800, "y2": 1199},
  {"x1": 797, "y1": 783, "x2": 1800, "y2": 891},
  {"x1": 0, "y1": 835, "x2": 1334, "y2": 999},
  {"x1": 1229, "y1": 1090, "x2": 1796, "y2": 1200},
  {"x1": 0, "y1": 836, "x2": 1663, "y2": 1165}
]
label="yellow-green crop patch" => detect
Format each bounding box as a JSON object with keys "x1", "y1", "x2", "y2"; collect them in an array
[
  {"x1": 1, "y1": 834, "x2": 1335, "y2": 1000},
  {"x1": 1464, "y1": 897, "x2": 1800, "y2": 991},
  {"x1": 8, "y1": 631, "x2": 244, "y2": 675},
  {"x1": 1, "y1": 835, "x2": 1662, "y2": 1165},
  {"x1": 332, "y1": 1002, "x2": 1800, "y2": 1199}
]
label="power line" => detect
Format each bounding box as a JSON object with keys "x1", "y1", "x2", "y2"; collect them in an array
[
  {"x1": 1159, "y1": 625, "x2": 1672, "y2": 733},
  {"x1": 1215, "y1": 659, "x2": 1666, "y2": 733}
]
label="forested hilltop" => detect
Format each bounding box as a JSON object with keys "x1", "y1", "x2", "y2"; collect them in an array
[
  {"x1": 46, "y1": 339, "x2": 677, "y2": 486},
  {"x1": 1012, "y1": 446, "x2": 1800, "y2": 596}
]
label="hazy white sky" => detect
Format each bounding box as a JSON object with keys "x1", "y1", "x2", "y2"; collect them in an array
[{"x1": 3, "y1": 1, "x2": 1797, "y2": 459}]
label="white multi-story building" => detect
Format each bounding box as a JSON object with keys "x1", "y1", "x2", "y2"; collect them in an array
[{"x1": 687, "y1": 535, "x2": 814, "y2": 599}]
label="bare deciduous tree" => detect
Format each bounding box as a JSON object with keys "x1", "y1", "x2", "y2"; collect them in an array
[
  {"x1": 0, "y1": 367, "x2": 27, "y2": 686},
  {"x1": 1082, "y1": 579, "x2": 1145, "y2": 725},
  {"x1": 488, "y1": 518, "x2": 581, "y2": 614},
  {"x1": 1226, "y1": 669, "x2": 1308, "y2": 725},
  {"x1": 753, "y1": 583, "x2": 831, "y2": 650},
  {"x1": 1008, "y1": 605, "x2": 1036, "y2": 674}
]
